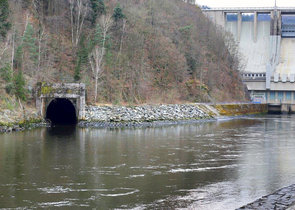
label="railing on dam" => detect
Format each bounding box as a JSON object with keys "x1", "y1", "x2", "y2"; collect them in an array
[
  {"x1": 242, "y1": 73, "x2": 266, "y2": 82},
  {"x1": 202, "y1": 7, "x2": 295, "y2": 12}
]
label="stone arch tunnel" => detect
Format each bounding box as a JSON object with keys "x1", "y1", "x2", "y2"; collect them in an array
[
  {"x1": 36, "y1": 83, "x2": 86, "y2": 125},
  {"x1": 46, "y1": 98, "x2": 77, "y2": 125}
]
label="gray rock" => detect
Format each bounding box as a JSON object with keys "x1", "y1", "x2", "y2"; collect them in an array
[{"x1": 83, "y1": 104, "x2": 214, "y2": 124}]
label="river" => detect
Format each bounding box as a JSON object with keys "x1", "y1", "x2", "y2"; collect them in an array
[{"x1": 1, "y1": 115, "x2": 295, "y2": 209}]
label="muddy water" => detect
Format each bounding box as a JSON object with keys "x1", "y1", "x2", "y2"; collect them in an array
[{"x1": 1, "y1": 115, "x2": 295, "y2": 209}]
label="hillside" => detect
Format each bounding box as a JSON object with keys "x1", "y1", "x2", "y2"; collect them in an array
[{"x1": 0, "y1": 0, "x2": 247, "y2": 107}]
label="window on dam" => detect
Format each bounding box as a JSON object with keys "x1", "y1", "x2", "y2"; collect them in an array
[
  {"x1": 46, "y1": 98, "x2": 77, "y2": 125},
  {"x1": 282, "y1": 15, "x2": 295, "y2": 37}
]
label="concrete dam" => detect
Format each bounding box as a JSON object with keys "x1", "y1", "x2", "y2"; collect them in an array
[{"x1": 203, "y1": 7, "x2": 295, "y2": 113}]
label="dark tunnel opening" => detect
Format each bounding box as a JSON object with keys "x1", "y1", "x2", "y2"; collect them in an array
[{"x1": 46, "y1": 98, "x2": 77, "y2": 125}]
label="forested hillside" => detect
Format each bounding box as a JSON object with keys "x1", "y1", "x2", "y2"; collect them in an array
[{"x1": 0, "y1": 0, "x2": 247, "y2": 106}]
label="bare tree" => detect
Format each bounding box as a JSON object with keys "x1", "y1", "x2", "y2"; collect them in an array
[
  {"x1": 89, "y1": 14, "x2": 113, "y2": 102},
  {"x1": 37, "y1": 27, "x2": 47, "y2": 72},
  {"x1": 69, "y1": 0, "x2": 88, "y2": 48},
  {"x1": 11, "y1": 29, "x2": 15, "y2": 71},
  {"x1": 117, "y1": 19, "x2": 126, "y2": 63}
]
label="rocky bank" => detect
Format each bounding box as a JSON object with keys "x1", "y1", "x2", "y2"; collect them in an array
[
  {"x1": 0, "y1": 103, "x2": 267, "y2": 133},
  {"x1": 0, "y1": 107, "x2": 45, "y2": 133},
  {"x1": 78, "y1": 103, "x2": 267, "y2": 128}
]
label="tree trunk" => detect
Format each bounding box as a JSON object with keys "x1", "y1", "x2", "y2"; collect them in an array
[
  {"x1": 11, "y1": 30, "x2": 15, "y2": 71},
  {"x1": 94, "y1": 75, "x2": 98, "y2": 102}
]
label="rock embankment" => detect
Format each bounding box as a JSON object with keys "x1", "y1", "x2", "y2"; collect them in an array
[
  {"x1": 79, "y1": 103, "x2": 267, "y2": 128},
  {"x1": 83, "y1": 104, "x2": 213, "y2": 122},
  {"x1": 0, "y1": 103, "x2": 268, "y2": 132},
  {"x1": 238, "y1": 184, "x2": 295, "y2": 209},
  {"x1": 79, "y1": 104, "x2": 215, "y2": 128}
]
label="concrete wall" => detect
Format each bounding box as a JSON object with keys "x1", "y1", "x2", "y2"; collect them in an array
[
  {"x1": 244, "y1": 81, "x2": 267, "y2": 91},
  {"x1": 203, "y1": 9, "x2": 295, "y2": 107},
  {"x1": 213, "y1": 103, "x2": 268, "y2": 116},
  {"x1": 275, "y1": 38, "x2": 295, "y2": 76},
  {"x1": 203, "y1": 10, "x2": 281, "y2": 76},
  {"x1": 226, "y1": 20, "x2": 271, "y2": 73},
  {"x1": 205, "y1": 11, "x2": 226, "y2": 28},
  {"x1": 270, "y1": 82, "x2": 295, "y2": 91}
]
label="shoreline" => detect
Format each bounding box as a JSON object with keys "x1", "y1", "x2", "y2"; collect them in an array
[
  {"x1": 0, "y1": 103, "x2": 267, "y2": 133},
  {"x1": 0, "y1": 114, "x2": 264, "y2": 133},
  {"x1": 78, "y1": 117, "x2": 217, "y2": 129},
  {"x1": 0, "y1": 121, "x2": 49, "y2": 133},
  {"x1": 238, "y1": 184, "x2": 295, "y2": 209}
]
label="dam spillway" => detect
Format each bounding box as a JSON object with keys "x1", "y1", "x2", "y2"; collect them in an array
[
  {"x1": 276, "y1": 38, "x2": 295, "y2": 75},
  {"x1": 226, "y1": 18, "x2": 271, "y2": 74},
  {"x1": 203, "y1": 7, "x2": 295, "y2": 113}
]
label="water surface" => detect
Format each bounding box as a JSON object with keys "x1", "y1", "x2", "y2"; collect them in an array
[{"x1": 1, "y1": 115, "x2": 295, "y2": 209}]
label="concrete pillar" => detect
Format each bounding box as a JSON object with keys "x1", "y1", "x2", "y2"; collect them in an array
[
  {"x1": 271, "y1": 10, "x2": 279, "y2": 36},
  {"x1": 237, "y1": 12, "x2": 242, "y2": 42},
  {"x1": 266, "y1": 64, "x2": 271, "y2": 89},
  {"x1": 223, "y1": 12, "x2": 227, "y2": 28},
  {"x1": 36, "y1": 96, "x2": 42, "y2": 116},
  {"x1": 281, "y1": 104, "x2": 291, "y2": 114},
  {"x1": 254, "y1": 11, "x2": 258, "y2": 42},
  {"x1": 79, "y1": 96, "x2": 85, "y2": 119},
  {"x1": 271, "y1": 11, "x2": 275, "y2": 35},
  {"x1": 41, "y1": 98, "x2": 45, "y2": 118},
  {"x1": 277, "y1": 11, "x2": 281, "y2": 36},
  {"x1": 79, "y1": 83, "x2": 86, "y2": 120}
]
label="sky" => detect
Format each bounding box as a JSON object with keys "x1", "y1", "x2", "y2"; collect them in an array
[{"x1": 195, "y1": 0, "x2": 295, "y2": 8}]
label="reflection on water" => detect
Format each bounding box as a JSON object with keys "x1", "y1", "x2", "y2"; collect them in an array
[
  {"x1": 46, "y1": 125, "x2": 77, "y2": 137},
  {"x1": 1, "y1": 115, "x2": 295, "y2": 209}
]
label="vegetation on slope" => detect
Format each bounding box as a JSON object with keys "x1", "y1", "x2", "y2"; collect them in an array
[{"x1": 0, "y1": 0, "x2": 247, "y2": 106}]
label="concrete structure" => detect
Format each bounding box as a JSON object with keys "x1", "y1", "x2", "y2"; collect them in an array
[
  {"x1": 183, "y1": 0, "x2": 195, "y2": 5},
  {"x1": 203, "y1": 7, "x2": 295, "y2": 113},
  {"x1": 36, "y1": 83, "x2": 86, "y2": 122}
]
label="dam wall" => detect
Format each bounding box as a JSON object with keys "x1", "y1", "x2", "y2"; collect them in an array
[
  {"x1": 203, "y1": 8, "x2": 295, "y2": 108},
  {"x1": 226, "y1": 20, "x2": 272, "y2": 74}
]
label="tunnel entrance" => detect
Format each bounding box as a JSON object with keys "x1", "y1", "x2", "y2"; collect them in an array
[{"x1": 46, "y1": 98, "x2": 77, "y2": 125}]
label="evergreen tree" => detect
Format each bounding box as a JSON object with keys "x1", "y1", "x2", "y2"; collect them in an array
[
  {"x1": 0, "y1": 0, "x2": 11, "y2": 40},
  {"x1": 91, "y1": 24, "x2": 103, "y2": 47},
  {"x1": 74, "y1": 35, "x2": 89, "y2": 81},
  {"x1": 22, "y1": 0, "x2": 31, "y2": 9},
  {"x1": 0, "y1": 63, "x2": 14, "y2": 94},
  {"x1": 74, "y1": 59, "x2": 81, "y2": 81},
  {"x1": 14, "y1": 45, "x2": 23, "y2": 70},
  {"x1": 13, "y1": 70, "x2": 26, "y2": 101},
  {"x1": 90, "y1": 0, "x2": 106, "y2": 24},
  {"x1": 112, "y1": 4, "x2": 125, "y2": 22},
  {"x1": 23, "y1": 23, "x2": 38, "y2": 64},
  {"x1": 0, "y1": 63, "x2": 12, "y2": 82},
  {"x1": 77, "y1": 35, "x2": 89, "y2": 65}
]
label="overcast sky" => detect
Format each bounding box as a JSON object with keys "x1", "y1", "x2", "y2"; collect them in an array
[{"x1": 195, "y1": 0, "x2": 295, "y2": 8}]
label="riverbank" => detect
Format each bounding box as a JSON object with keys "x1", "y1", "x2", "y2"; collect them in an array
[
  {"x1": 78, "y1": 103, "x2": 267, "y2": 128},
  {"x1": 0, "y1": 107, "x2": 46, "y2": 133},
  {"x1": 0, "y1": 103, "x2": 267, "y2": 133},
  {"x1": 238, "y1": 184, "x2": 295, "y2": 209}
]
